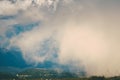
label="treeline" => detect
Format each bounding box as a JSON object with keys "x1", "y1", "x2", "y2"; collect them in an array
[
  {"x1": 0, "y1": 72, "x2": 17, "y2": 79},
  {"x1": 0, "y1": 74, "x2": 120, "y2": 80}
]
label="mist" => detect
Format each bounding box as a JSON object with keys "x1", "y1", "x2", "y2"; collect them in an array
[{"x1": 0, "y1": 0, "x2": 120, "y2": 77}]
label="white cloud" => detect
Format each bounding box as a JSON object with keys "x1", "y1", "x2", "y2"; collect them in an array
[
  {"x1": 0, "y1": 0, "x2": 66, "y2": 15},
  {"x1": 0, "y1": 0, "x2": 120, "y2": 77}
]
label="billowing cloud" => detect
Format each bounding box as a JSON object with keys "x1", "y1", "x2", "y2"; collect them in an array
[{"x1": 0, "y1": 0, "x2": 120, "y2": 77}]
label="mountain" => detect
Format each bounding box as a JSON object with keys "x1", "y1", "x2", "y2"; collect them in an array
[
  {"x1": 18, "y1": 68, "x2": 79, "y2": 78},
  {"x1": 1, "y1": 68, "x2": 120, "y2": 80},
  {"x1": 0, "y1": 68, "x2": 81, "y2": 79},
  {"x1": 0, "y1": 67, "x2": 24, "y2": 75}
]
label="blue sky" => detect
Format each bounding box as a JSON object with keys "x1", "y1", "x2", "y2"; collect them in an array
[{"x1": 0, "y1": 0, "x2": 120, "y2": 77}]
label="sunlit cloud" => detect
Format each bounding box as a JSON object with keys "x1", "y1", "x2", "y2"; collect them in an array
[{"x1": 0, "y1": 0, "x2": 120, "y2": 77}]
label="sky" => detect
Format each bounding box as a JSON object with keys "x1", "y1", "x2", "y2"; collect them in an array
[{"x1": 0, "y1": 0, "x2": 120, "y2": 77}]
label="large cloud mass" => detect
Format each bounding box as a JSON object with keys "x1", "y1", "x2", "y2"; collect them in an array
[{"x1": 0, "y1": 0, "x2": 120, "y2": 77}]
